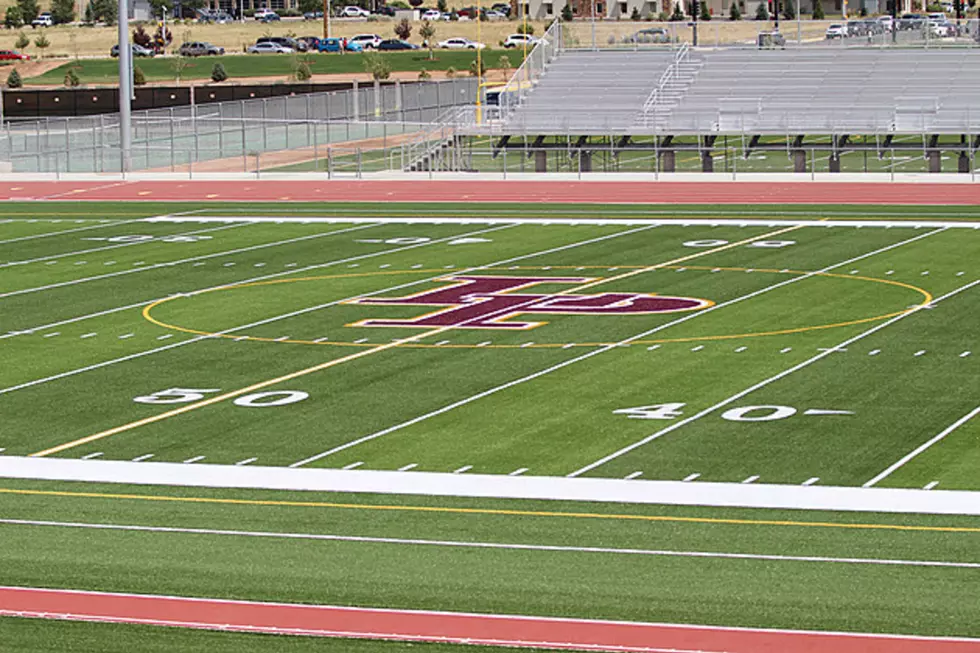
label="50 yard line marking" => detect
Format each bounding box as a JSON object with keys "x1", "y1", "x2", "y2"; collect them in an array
[{"x1": 29, "y1": 223, "x2": 803, "y2": 458}]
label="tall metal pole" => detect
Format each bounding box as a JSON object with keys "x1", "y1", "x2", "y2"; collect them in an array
[
  {"x1": 591, "y1": 0, "x2": 596, "y2": 49},
  {"x1": 118, "y1": 0, "x2": 132, "y2": 173}
]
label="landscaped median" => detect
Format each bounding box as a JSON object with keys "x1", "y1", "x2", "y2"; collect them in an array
[{"x1": 23, "y1": 50, "x2": 520, "y2": 86}]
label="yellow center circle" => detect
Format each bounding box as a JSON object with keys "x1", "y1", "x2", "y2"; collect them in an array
[{"x1": 142, "y1": 265, "x2": 933, "y2": 350}]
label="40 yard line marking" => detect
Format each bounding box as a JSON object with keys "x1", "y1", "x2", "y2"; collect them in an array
[
  {"x1": 569, "y1": 277, "x2": 977, "y2": 478},
  {"x1": 27, "y1": 222, "x2": 671, "y2": 456}
]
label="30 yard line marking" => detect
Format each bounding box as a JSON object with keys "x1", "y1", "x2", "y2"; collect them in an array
[
  {"x1": 291, "y1": 226, "x2": 941, "y2": 469},
  {"x1": 28, "y1": 223, "x2": 663, "y2": 456},
  {"x1": 863, "y1": 406, "x2": 980, "y2": 488},
  {"x1": 569, "y1": 276, "x2": 976, "y2": 478},
  {"x1": 3, "y1": 518, "x2": 978, "y2": 570},
  {"x1": 2, "y1": 487, "x2": 977, "y2": 534}
]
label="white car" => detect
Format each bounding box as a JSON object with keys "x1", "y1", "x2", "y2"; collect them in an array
[
  {"x1": 253, "y1": 8, "x2": 277, "y2": 20},
  {"x1": 876, "y1": 15, "x2": 893, "y2": 30},
  {"x1": 31, "y1": 12, "x2": 54, "y2": 27},
  {"x1": 502, "y1": 33, "x2": 541, "y2": 48},
  {"x1": 825, "y1": 24, "x2": 847, "y2": 39},
  {"x1": 421, "y1": 9, "x2": 442, "y2": 20},
  {"x1": 484, "y1": 9, "x2": 507, "y2": 19},
  {"x1": 339, "y1": 5, "x2": 370, "y2": 17},
  {"x1": 247, "y1": 41, "x2": 294, "y2": 53},
  {"x1": 928, "y1": 19, "x2": 954, "y2": 36},
  {"x1": 437, "y1": 37, "x2": 486, "y2": 49},
  {"x1": 350, "y1": 33, "x2": 383, "y2": 48}
]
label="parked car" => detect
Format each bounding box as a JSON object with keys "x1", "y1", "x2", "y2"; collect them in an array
[
  {"x1": 845, "y1": 20, "x2": 866, "y2": 36},
  {"x1": 349, "y1": 33, "x2": 383, "y2": 48},
  {"x1": 503, "y1": 33, "x2": 541, "y2": 48},
  {"x1": 375, "y1": 5, "x2": 396, "y2": 15},
  {"x1": 897, "y1": 13, "x2": 924, "y2": 29},
  {"x1": 110, "y1": 43, "x2": 156, "y2": 57},
  {"x1": 0, "y1": 49, "x2": 30, "y2": 61},
  {"x1": 756, "y1": 30, "x2": 785, "y2": 48},
  {"x1": 254, "y1": 9, "x2": 280, "y2": 21},
  {"x1": 877, "y1": 15, "x2": 894, "y2": 30},
  {"x1": 825, "y1": 24, "x2": 847, "y2": 39},
  {"x1": 178, "y1": 41, "x2": 224, "y2": 56},
  {"x1": 256, "y1": 36, "x2": 307, "y2": 51},
  {"x1": 378, "y1": 39, "x2": 419, "y2": 50},
  {"x1": 484, "y1": 9, "x2": 507, "y2": 19},
  {"x1": 247, "y1": 41, "x2": 293, "y2": 53},
  {"x1": 630, "y1": 27, "x2": 669, "y2": 43},
  {"x1": 318, "y1": 37, "x2": 364, "y2": 52},
  {"x1": 437, "y1": 37, "x2": 486, "y2": 49},
  {"x1": 491, "y1": 3, "x2": 512, "y2": 16},
  {"x1": 928, "y1": 19, "x2": 954, "y2": 36},
  {"x1": 198, "y1": 10, "x2": 233, "y2": 23},
  {"x1": 31, "y1": 12, "x2": 53, "y2": 27},
  {"x1": 303, "y1": 10, "x2": 324, "y2": 19},
  {"x1": 339, "y1": 5, "x2": 370, "y2": 17}
]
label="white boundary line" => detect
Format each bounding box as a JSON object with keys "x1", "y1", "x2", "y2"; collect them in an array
[
  {"x1": 149, "y1": 215, "x2": 980, "y2": 229},
  {"x1": 0, "y1": 222, "x2": 248, "y2": 268},
  {"x1": 2, "y1": 585, "x2": 980, "y2": 644},
  {"x1": 289, "y1": 227, "x2": 946, "y2": 468},
  {"x1": 0, "y1": 224, "x2": 660, "y2": 396},
  {"x1": 569, "y1": 278, "x2": 980, "y2": 478},
  {"x1": 863, "y1": 406, "x2": 980, "y2": 488},
  {"x1": 3, "y1": 518, "x2": 976, "y2": 569},
  {"x1": 0, "y1": 219, "x2": 145, "y2": 246}
]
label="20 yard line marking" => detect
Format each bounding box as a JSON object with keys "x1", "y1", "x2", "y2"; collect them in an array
[
  {"x1": 569, "y1": 277, "x2": 977, "y2": 478},
  {"x1": 291, "y1": 226, "x2": 941, "y2": 469},
  {"x1": 3, "y1": 519, "x2": 977, "y2": 570},
  {"x1": 28, "y1": 224, "x2": 663, "y2": 457},
  {"x1": 863, "y1": 405, "x2": 980, "y2": 487}
]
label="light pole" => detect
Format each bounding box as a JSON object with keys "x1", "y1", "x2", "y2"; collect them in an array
[
  {"x1": 118, "y1": 0, "x2": 132, "y2": 172},
  {"x1": 591, "y1": 0, "x2": 596, "y2": 49}
]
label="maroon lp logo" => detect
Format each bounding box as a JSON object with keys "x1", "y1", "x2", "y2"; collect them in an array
[{"x1": 348, "y1": 276, "x2": 712, "y2": 330}]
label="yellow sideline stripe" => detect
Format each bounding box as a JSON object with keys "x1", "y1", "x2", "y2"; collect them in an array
[
  {"x1": 30, "y1": 223, "x2": 805, "y2": 458},
  {"x1": 1, "y1": 487, "x2": 977, "y2": 534}
]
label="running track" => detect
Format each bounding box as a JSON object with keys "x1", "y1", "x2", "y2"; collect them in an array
[
  {"x1": 2, "y1": 587, "x2": 979, "y2": 652},
  {"x1": 2, "y1": 180, "x2": 980, "y2": 204}
]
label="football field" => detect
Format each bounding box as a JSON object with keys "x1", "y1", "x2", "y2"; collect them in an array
[{"x1": 1, "y1": 201, "x2": 978, "y2": 651}]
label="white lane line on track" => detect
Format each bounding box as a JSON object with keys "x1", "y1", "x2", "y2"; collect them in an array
[
  {"x1": 0, "y1": 222, "x2": 382, "y2": 300},
  {"x1": 341, "y1": 462, "x2": 364, "y2": 470},
  {"x1": 624, "y1": 471, "x2": 643, "y2": 480},
  {"x1": 292, "y1": 228, "x2": 947, "y2": 470},
  {"x1": 183, "y1": 456, "x2": 205, "y2": 464},
  {"x1": 80, "y1": 452, "x2": 102, "y2": 460},
  {"x1": 0, "y1": 218, "x2": 144, "y2": 246},
  {"x1": 741, "y1": 475, "x2": 760, "y2": 484},
  {"x1": 863, "y1": 406, "x2": 980, "y2": 488},
  {"x1": 570, "y1": 278, "x2": 978, "y2": 478},
  {"x1": 0, "y1": 223, "x2": 246, "y2": 268},
  {"x1": 453, "y1": 465, "x2": 473, "y2": 474},
  {"x1": 3, "y1": 518, "x2": 977, "y2": 570},
  {"x1": 235, "y1": 458, "x2": 258, "y2": 466},
  {"x1": 508, "y1": 468, "x2": 529, "y2": 476},
  {"x1": 131, "y1": 454, "x2": 154, "y2": 462},
  {"x1": 802, "y1": 477, "x2": 821, "y2": 486},
  {"x1": 924, "y1": 481, "x2": 940, "y2": 490},
  {"x1": 397, "y1": 464, "x2": 418, "y2": 471}
]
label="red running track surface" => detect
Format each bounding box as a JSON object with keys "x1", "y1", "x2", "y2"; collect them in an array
[
  {"x1": 2, "y1": 587, "x2": 979, "y2": 652},
  {"x1": 1, "y1": 180, "x2": 980, "y2": 204}
]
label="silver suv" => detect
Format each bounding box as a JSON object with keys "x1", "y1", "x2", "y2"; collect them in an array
[{"x1": 178, "y1": 41, "x2": 225, "y2": 56}]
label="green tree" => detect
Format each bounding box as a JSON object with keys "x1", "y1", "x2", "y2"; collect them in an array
[
  {"x1": 783, "y1": 0, "x2": 795, "y2": 18},
  {"x1": 394, "y1": 17, "x2": 412, "y2": 39},
  {"x1": 419, "y1": 19, "x2": 435, "y2": 59},
  {"x1": 670, "y1": 2, "x2": 685, "y2": 19},
  {"x1": 812, "y1": 0, "x2": 824, "y2": 18},
  {"x1": 630, "y1": 6, "x2": 641, "y2": 18},
  {"x1": 755, "y1": 1, "x2": 769, "y2": 19},
  {"x1": 469, "y1": 57, "x2": 485, "y2": 77},
  {"x1": 211, "y1": 62, "x2": 228, "y2": 82},
  {"x1": 729, "y1": 1, "x2": 741, "y2": 18},
  {"x1": 92, "y1": 0, "x2": 117, "y2": 25},
  {"x1": 17, "y1": 0, "x2": 39, "y2": 23},
  {"x1": 133, "y1": 64, "x2": 146, "y2": 86},
  {"x1": 15, "y1": 31, "x2": 30, "y2": 50},
  {"x1": 133, "y1": 24, "x2": 152, "y2": 47},
  {"x1": 700, "y1": 0, "x2": 711, "y2": 19},
  {"x1": 295, "y1": 61, "x2": 312, "y2": 80},
  {"x1": 6, "y1": 68, "x2": 23, "y2": 89},
  {"x1": 298, "y1": 0, "x2": 320, "y2": 13},
  {"x1": 82, "y1": 1, "x2": 94, "y2": 23},
  {"x1": 148, "y1": 0, "x2": 172, "y2": 17},
  {"x1": 4, "y1": 6, "x2": 24, "y2": 28},
  {"x1": 418, "y1": 67, "x2": 431, "y2": 80},
  {"x1": 437, "y1": 0, "x2": 447, "y2": 12},
  {"x1": 445, "y1": 65, "x2": 456, "y2": 78},
  {"x1": 50, "y1": 0, "x2": 76, "y2": 24},
  {"x1": 497, "y1": 54, "x2": 512, "y2": 77},
  {"x1": 363, "y1": 51, "x2": 391, "y2": 80},
  {"x1": 561, "y1": 3, "x2": 573, "y2": 19},
  {"x1": 171, "y1": 56, "x2": 189, "y2": 84},
  {"x1": 34, "y1": 32, "x2": 50, "y2": 58},
  {"x1": 64, "y1": 68, "x2": 81, "y2": 87}
]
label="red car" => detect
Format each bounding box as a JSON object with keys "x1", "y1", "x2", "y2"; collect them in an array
[{"x1": 0, "y1": 50, "x2": 30, "y2": 61}]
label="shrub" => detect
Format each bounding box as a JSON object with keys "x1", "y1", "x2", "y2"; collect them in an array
[
  {"x1": 468, "y1": 57, "x2": 485, "y2": 76},
  {"x1": 133, "y1": 64, "x2": 146, "y2": 85},
  {"x1": 755, "y1": 1, "x2": 769, "y2": 19},
  {"x1": 6, "y1": 68, "x2": 23, "y2": 89},
  {"x1": 729, "y1": 1, "x2": 741, "y2": 18},
  {"x1": 295, "y1": 61, "x2": 312, "y2": 80},
  {"x1": 15, "y1": 31, "x2": 30, "y2": 50},
  {"x1": 560, "y1": 3, "x2": 573, "y2": 19},
  {"x1": 34, "y1": 32, "x2": 50, "y2": 57},
  {"x1": 394, "y1": 17, "x2": 412, "y2": 39},
  {"x1": 418, "y1": 67, "x2": 431, "y2": 80},
  {"x1": 670, "y1": 2, "x2": 685, "y2": 19},
  {"x1": 4, "y1": 6, "x2": 24, "y2": 28},
  {"x1": 363, "y1": 50, "x2": 391, "y2": 80},
  {"x1": 630, "y1": 6, "x2": 641, "y2": 18},
  {"x1": 700, "y1": 1, "x2": 711, "y2": 19},
  {"x1": 812, "y1": 0, "x2": 824, "y2": 18},
  {"x1": 497, "y1": 54, "x2": 512, "y2": 76},
  {"x1": 211, "y1": 61, "x2": 227, "y2": 82},
  {"x1": 445, "y1": 65, "x2": 456, "y2": 78},
  {"x1": 783, "y1": 0, "x2": 796, "y2": 18},
  {"x1": 516, "y1": 22, "x2": 535, "y2": 33},
  {"x1": 657, "y1": 10, "x2": 669, "y2": 19},
  {"x1": 64, "y1": 68, "x2": 80, "y2": 87}
]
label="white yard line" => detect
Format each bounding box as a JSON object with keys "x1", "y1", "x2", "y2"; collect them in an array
[
  {"x1": 0, "y1": 219, "x2": 144, "y2": 246},
  {"x1": 0, "y1": 224, "x2": 655, "y2": 396},
  {"x1": 151, "y1": 215, "x2": 980, "y2": 230},
  {"x1": 0, "y1": 222, "x2": 247, "y2": 268},
  {"x1": 2, "y1": 518, "x2": 977, "y2": 570},
  {"x1": 863, "y1": 406, "x2": 980, "y2": 488},
  {"x1": 290, "y1": 227, "x2": 947, "y2": 469},
  {"x1": 569, "y1": 278, "x2": 979, "y2": 478},
  {"x1": 0, "y1": 223, "x2": 381, "y2": 300}
]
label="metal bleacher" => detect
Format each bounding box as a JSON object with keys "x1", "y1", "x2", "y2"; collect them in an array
[{"x1": 497, "y1": 46, "x2": 980, "y2": 136}]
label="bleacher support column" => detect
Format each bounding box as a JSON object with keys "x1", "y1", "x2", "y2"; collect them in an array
[
  {"x1": 828, "y1": 153, "x2": 841, "y2": 173},
  {"x1": 659, "y1": 136, "x2": 675, "y2": 173},
  {"x1": 793, "y1": 150, "x2": 807, "y2": 173},
  {"x1": 535, "y1": 150, "x2": 547, "y2": 172},
  {"x1": 580, "y1": 151, "x2": 592, "y2": 172},
  {"x1": 701, "y1": 136, "x2": 716, "y2": 172},
  {"x1": 927, "y1": 135, "x2": 940, "y2": 173}
]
